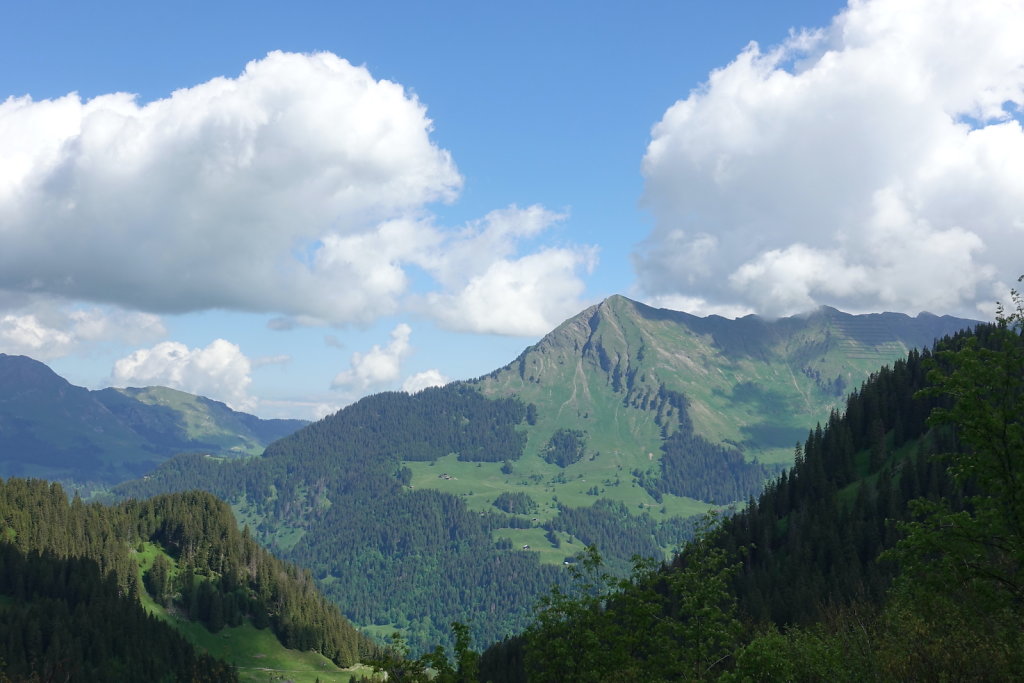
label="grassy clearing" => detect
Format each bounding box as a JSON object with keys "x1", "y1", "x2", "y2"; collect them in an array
[
  {"x1": 408, "y1": 453, "x2": 709, "y2": 526},
  {"x1": 497, "y1": 528, "x2": 579, "y2": 566},
  {"x1": 409, "y1": 450, "x2": 712, "y2": 565},
  {"x1": 182, "y1": 621, "x2": 375, "y2": 683},
  {"x1": 134, "y1": 543, "x2": 377, "y2": 683}
]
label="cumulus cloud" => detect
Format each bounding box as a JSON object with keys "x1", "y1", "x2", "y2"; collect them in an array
[
  {"x1": 402, "y1": 369, "x2": 449, "y2": 394},
  {"x1": 0, "y1": 304, "x2": 165, "y2": 360},
  {"x1": 112, "y1": 339, "x2": 255, "y2": 411},
  {"x1": 0, "y1": 52, "x2": 595, "y2": 334},
  {"x1": 417, "y1": 206, "x2": 597, "y2": 335},
  {"x1": 331, "y1": 323, "x2": 412, "y2": 390},
  {"x1": 0, "y1": 51, "x2": 461, "y2": 324},
  {"x1": 426, "y1": 248, "x2": 597, "y2": 335},
  {"x1": 636, "y1": 0, "x2": 1024, "y2": 318}
]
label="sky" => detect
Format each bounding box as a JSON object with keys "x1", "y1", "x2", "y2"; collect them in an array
[{"x1": 1, "y1": 0, "x2": 1022, "y2": 419}]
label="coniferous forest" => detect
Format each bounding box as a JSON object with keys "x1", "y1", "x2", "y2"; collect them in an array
[
  {"x1": 468, "y1": 287, "x2": 1024, "y2": 681},
  {"x1": 0, "y1": 480, "x2": 374, "y2": 680}
]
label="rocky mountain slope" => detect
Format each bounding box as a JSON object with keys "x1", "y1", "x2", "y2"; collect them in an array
[{"x1": 477, "y1": 295, "x2": 977, "y2": 466}]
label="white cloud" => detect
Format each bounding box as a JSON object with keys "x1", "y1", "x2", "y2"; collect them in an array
[
  {"x1": 312, "y1": 403, "x2": 343, "y2": 420},
  {"x1": 636, "y1": 0, "x2": 1024, "y2": 318},
  {"x1": 331, "y1": 323, "x2": 412, "y2": 390},
  {"x1": 402, "y1": 369, "x2": 449, "y2": 394},
  {"x1": 639, "y1": 294, "x2": 754, "y2": 319},
  {"x1": 0, "y1": 304, "x2": 165, "y2": 360},
  {"x1": 307, "y1": 205, "x2": 596, "y2": 336},
  {"x1": 425, "y1": 247, "x2": 597, "y2": 335},
  {"x1": 0, "y1": 52, "x2": 594, "y2": 333},
  {"x1": 0, "y1": 51, "x2": 460, "y2": 325},
  {"x1": 417, "y1": 206, "x2": 597, "y2": 335},
  {"x1": 0, "y1": 314, "x2": 72, "y2": 359},
  {"x1": 255, "y1": 398, "x2": 341, "y2": 421},
  {"x1": 112, "y1": 338, "x2": 255, "y2": 411}
]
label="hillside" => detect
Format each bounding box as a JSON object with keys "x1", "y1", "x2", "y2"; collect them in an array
[
  {"x1": 0, "y1": 354, "x2": 306, "y2": 482},
  {"x1": 112, "y1": 298, "x2": 977, "y2": 653},
  {"x1": 477, "y1": 295, "x2": 976, "y2": 465},
  {"x1": 0, "y1": 479, "x2": 375, "y2": 682},
  {"x1": 479, "y1": 298, "x2": 1024, "y2": 681},
  {"x1": 403, "y1": 296, "x2": 977, "y2": 540}
]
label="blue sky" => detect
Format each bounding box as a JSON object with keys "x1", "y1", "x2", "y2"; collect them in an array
[{"x1": 1, "y1": 0, "x2": 1022, "y2": 418}]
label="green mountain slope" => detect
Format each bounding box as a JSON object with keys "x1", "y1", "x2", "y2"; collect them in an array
[
  {"x1": 477, "y1": 295, "x2": 976, "y2": 465},
  {"x1": 0, "y1": 478, "x2": 375, "y2": 681},
  {"x1": 400, "y1": 296, "x2": 977, "y2": 524},
  {"x1": 480, "y1": 313, "x2": 1023, "y2": 681},
  {"x1": 112, "y1": 297, "x2": 977, "y2": 654},
  {"x1": 0, "y1": 354, "x2": 306, "y2": 482}
]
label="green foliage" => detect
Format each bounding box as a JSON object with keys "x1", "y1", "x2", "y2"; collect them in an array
[
  {"x1": 492, "y1": 492, "x2": 537, "y2": 515},
  {"x1": 540, "y1": 429, "x2": 587, "y2": 468},
  {"x1": 524, "y1": 515, "x2": 742, "y2": 682},
  {"x1": 368, "y1": 623, "x2": 478, "y2": 683},
  {"x1": 0, "y1": 479, "x2": 372, "y2": 675},
  {"x1": 112, "y1": 297, "x2": 977, "y2": 658},
  {"x1": 366, "y1": 632, "x2": 428, "y2": 682},
  {"x1": 883, "y1": 279, "x2": 1024, "y2": 677},
  {"x1": 639, "y1": 388, "x2": 774, "y2": 504},
  {"x1": 115, "y1": 388, "x2": 564, "y2": 652},
  {"x1": 0, "y1": 542, "x2": 237, "y2": 682},
  {"x1": 548, "y1": 498, "x2": 691, "y2": 574},
  {"x1": 144, "y1": 551, "x2": 172, "y2": 606},
  {"x1": 486, "y1": 305, "x2": 1011, "y2": 681}
]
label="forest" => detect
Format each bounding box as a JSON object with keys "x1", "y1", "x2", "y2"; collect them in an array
[
  {"x1": 0, "y1": 481, "x2": 374, "y2": 680},
  {"x1": 112, "y1": 384, "x2": 700, "y2": 651},
  {"x1": 369, "y1": 286, "x2": 1023, "y2": 681}
]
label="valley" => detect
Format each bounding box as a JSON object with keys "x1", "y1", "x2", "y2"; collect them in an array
[
  {"x1": 103, "y1": 296, "x2": 976, "y2": 652},
  {"x1": 0, "y1": 294, "x2": 1000, "y2": 680}
]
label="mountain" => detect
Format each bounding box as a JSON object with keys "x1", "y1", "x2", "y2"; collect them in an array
[
  {"x1": 0, "y1": 354, "x2": 306, "y2": 482},
  {"x1": 480, "y1": 308, "x2": 1024, "y2": 681},
  {"x1": 113, "y1": 297, "x2": 978, "y2": 653},
  {"x1": 477, "y1": 295, "x2": 977, "y2": 465}
]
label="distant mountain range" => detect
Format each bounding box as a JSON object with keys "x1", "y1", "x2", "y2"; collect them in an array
[{"x1": 0, "y1": 354, "x2": 307, "y2": 482}]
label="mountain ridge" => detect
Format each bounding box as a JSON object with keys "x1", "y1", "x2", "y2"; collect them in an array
[
  {"x1": 0, "y1": 353, "x2": 307, "y2": 482},
  {"x1": 473, "y1": 295, "x2": 979, "y2": 467}
]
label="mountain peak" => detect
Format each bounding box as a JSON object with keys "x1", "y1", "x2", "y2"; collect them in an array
[
  {"x1": 478, "y1": 296, "x2": 980, "y2": 464},
  {"x1": 0, "y1": 353, "x2": 71, "y2": 394}
]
